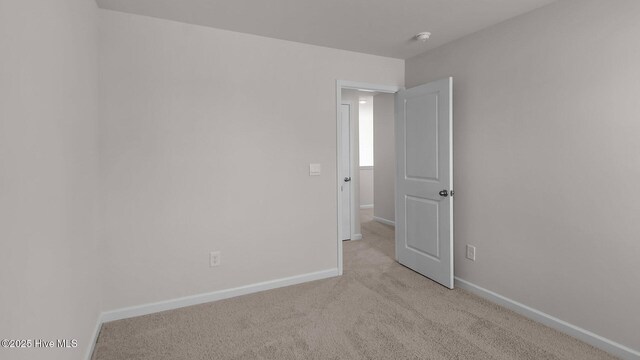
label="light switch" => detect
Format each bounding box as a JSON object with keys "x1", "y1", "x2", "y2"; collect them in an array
[{"x1": 309, "y1": 163, "x2": 321, "y2": 176}]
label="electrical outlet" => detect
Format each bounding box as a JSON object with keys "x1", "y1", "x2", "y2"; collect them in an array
[
  {"x1": 466, "y1": 245, "x2": 476, "y2": 261},
  {"x1": 210, "y1": 251, "x2": 221, "y2": 267}
]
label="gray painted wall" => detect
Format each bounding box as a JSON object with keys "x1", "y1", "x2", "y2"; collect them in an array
[
  {"x1": 405, "y1": 0, "x2": 640, "y2": 351},
  {"x1": 359, "y1": 168, "x2": 374, "y2": 208},
  {"x1": 373, "y1": 94, "x2": 396, "y2": 224},
  {"x1": 0, "y1": 1, "x2": 101, "y2": 359},
  {"x1": 99, "y1": 10, "x2": 403, "y2": 311}
]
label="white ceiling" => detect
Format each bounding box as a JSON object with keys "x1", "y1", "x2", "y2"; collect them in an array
[{"x1": 96, "y1": 0, "x2": 558, "y2": 59}]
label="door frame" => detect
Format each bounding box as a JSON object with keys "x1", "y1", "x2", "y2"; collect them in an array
[{"x1": 336, "y1": 80, "x2": 400, "y2": 275}]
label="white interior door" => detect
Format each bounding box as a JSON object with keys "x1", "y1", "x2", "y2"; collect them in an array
[
  {"x1": 395, "y1": 77, "x2": 453, "y2": 289},
  {"x1": 340, "y1": 104, "x2": 352, "y2": 241}
]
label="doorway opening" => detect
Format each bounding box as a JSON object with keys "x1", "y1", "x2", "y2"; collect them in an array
[{"x1": 336, "y1": 81, "x2": 399, "y2": 276}]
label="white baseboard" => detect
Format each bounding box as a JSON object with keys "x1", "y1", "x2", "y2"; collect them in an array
[
  {"x1": 455, "y1": 277, "x2": 640, "y2": 360},
  {"x1": 350, "y1": 233, "x2": 362, "y2": 240},
  {"x1": 101, "y1": 268, "x2": 339, "y2": 323},
  {"x1": 360, "y1": 204, "x2": 373, "y2": 209},
  {"x1": 373, "y1": 216, "x2": 395, "y2": 227},
  {"x1": 85, "y1": 315, "x2": 103, "y2": 360},
  {"x1": 86, "y1": 269, "x2": 338, "y2": 359}
]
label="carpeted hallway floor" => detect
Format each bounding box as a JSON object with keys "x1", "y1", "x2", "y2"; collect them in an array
[{"x1": 92, "y1": 209, "x2": 616, "y2": 359}]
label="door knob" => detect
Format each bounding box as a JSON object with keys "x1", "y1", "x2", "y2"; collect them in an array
[
  {"x1": 439, "y1": 190, "x2": 449, "y2": 197},
  {"x1": 344, "y1": 177, "x2": 351, "y2": 182}
]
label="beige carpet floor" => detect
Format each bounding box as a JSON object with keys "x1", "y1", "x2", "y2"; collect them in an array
[{"x1": 92, "y1": 209, "x2": 616, "y2": 359}]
